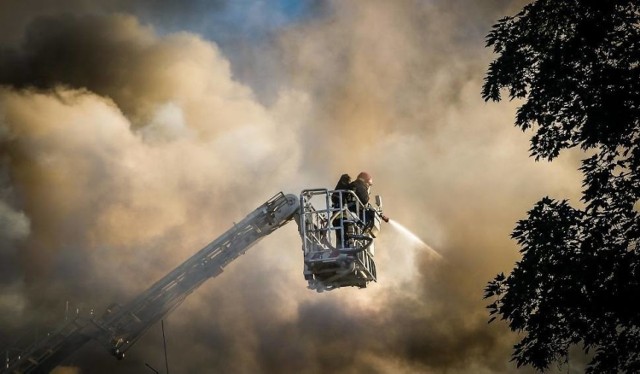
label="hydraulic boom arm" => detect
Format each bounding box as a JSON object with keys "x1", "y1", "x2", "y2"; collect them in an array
[
  {"x1": 101, "y1": 192, "x2": 299, "y2": 359},
  {"x1": 4, "y1": 192, "x2": 299, "y2": 374}
]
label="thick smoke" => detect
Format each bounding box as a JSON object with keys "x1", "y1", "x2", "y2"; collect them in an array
[{"x1": 0, "y1": 1, "x2": 586, "y2": 373}]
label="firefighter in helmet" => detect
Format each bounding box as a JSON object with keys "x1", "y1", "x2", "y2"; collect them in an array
[
  {"x1": 349, "y1": 171, "x2": 373, "y2": 205},
  {"x1": 332, "y1": 171, "x2": 375, "y2": 251}
]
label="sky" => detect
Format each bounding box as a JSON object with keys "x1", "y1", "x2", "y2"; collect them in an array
[{"x1": 0, "y1": 1, "x2": 589, "y2": 373}]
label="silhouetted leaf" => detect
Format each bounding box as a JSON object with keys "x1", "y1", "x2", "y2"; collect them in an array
[{"x1": 483, "y1": 0, "x2": 640, "y2": 372}]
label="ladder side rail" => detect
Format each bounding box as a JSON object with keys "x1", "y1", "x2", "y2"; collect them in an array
[
  {"x1": 109, "y1": 222, "x2": 256, "y2": 319},
  {"x1": 4, "y1": 317, "x2": 92, "y2": 374},
  {"x1": 100, "y1": 192, "x2": 298, "y2": 357},
  {"x1": 20, "y1": 333, "x2": 93, "y2": 374},
  {"x1": 4, "y1": 193, "x2": 298, "y2": 374},
  {"x1": 105, "y1": 221, "x2": 268, "y2": 357},
  {"x1": 109, "y1": 222, "x2": 262, "y2": 339},
  {"x1": 114, "y1": 192, "x2": 292, "y2": 316},
  {"x1": 111, "y1": 226, "x2": 248, "y2": 324},
  {"x1": 103, "y1": 193, "x2": 286, "y2": 325}
]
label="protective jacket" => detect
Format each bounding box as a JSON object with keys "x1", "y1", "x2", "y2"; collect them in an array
[
  {"x1": 349, "y1": 179, "x2": 370, "y2": 205},
  {"x1": 332, "y1": 174, "x2": 352, "y2": 208}
]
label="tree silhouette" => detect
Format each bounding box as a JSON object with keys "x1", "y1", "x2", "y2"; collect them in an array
[{"x1": 482, "y1": 0, "x2": 640, "y2": 372}]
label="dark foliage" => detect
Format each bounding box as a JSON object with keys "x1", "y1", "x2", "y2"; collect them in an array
[{"x1": 482, "y1": 0, "x2": 640, "y2": 372}]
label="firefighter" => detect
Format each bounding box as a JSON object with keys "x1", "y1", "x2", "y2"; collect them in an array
[
  {"x1": 349, "y1": 171, "x2": 373, "y2": 205},
  {"x1": 332, "y1": 171, "x2": 375, "y2": 251},
  {"x1": 331, "y1": 173, "x2": 351, "y2": 208},
  {"x1": 350, "y1": 172, "x2": 376, "y2": 231}
]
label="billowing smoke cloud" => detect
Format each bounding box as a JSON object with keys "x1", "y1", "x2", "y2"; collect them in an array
[{"x1": 0, "y1": 1, "x2": 587, "y2": 373}]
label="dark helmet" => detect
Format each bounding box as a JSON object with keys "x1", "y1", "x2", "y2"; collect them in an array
[{"x1": 357, "y1": 171, "x2": 373, "y2": 186}]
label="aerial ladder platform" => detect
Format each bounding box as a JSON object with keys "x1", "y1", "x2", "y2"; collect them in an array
[{"x1": 3, "y1": 188, "x2": 386, "y2": 373}]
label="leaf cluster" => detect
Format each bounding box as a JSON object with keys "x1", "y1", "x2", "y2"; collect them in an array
[
  {"x1": 483, "y1": 0, "x2": 640, "y2": 372},
  {"x1": 483, "y1": 0, "x2": 640, "y2": 160}
]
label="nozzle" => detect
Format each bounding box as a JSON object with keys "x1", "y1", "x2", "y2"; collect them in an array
[{"x1": 374, "y1": 210, "x2": 389, "y2": 223}]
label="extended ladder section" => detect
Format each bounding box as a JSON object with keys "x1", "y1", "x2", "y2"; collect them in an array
[
  {"x1": 298, "y1": 189, "x2": 383, "y2": 292},
  {"x1": 3, "y1": 192, "x2": 299, "y2": 374},
  {"x1": 2, "y1": 316, "x2": 93, "y2": 374}
]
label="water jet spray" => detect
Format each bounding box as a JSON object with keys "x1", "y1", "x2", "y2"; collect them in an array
[{"x1": 388, "y1": 219, "x2": 442, "y2": 259}]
